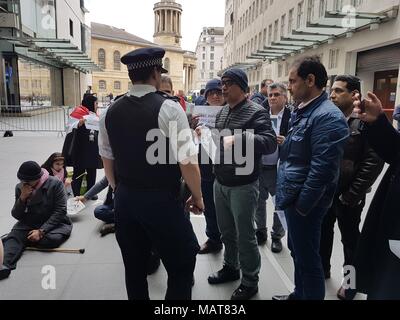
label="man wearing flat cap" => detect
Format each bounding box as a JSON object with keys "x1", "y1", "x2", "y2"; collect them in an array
[
  {"x1": 207, "y1": 68, "x2": 277, "y2": 300},
  {"x1": 99, "y1": 47, "x2": 203, "y2": 300},
  {"x1": 0, "y1": 161, "x2": 72, "y2": 280}
]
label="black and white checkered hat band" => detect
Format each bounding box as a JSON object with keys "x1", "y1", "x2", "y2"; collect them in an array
[{"x1": 127, "y1": 58, "x2": 163, "y2": 71}]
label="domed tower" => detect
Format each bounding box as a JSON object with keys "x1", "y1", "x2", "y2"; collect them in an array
[{"x1": 153, "y1": 0, "x2": 182, "y2": 48}]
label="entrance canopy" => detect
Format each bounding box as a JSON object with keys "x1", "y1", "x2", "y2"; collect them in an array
[{"x1": 0, "y1": 36, "x2": 101, "y2": 73}]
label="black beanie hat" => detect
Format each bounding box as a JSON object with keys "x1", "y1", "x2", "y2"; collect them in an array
[
  {"x1": 17, "y1": 161, "x2": 43, "y2": 181},
  {"x1": 222, "y1": 68, "x2": 249, "y2": 93}
]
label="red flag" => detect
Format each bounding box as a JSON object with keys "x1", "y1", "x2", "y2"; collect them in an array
[{"x1": 70, "y1": 106, "x2": 90, "y2": 120}]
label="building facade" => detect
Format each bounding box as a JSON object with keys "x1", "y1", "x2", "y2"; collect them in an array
[
  {"x1": 195, "y1": 27, "x2": 224, "y2": 90},
  {"x1": 91, "y1": 0, "x2": 196, "y2": 102},
  {"x1": 223, "y1": 0, "x2": 400, "y2": 117},
  {"x1": 0, "y1": 0, "x2": 96, "y2": 108}
]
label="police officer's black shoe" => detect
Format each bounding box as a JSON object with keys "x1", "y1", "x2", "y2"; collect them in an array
[
  {"x1": 100, "y1": 223, "x2": 115, "y2": 237},
  {"x1": 256, "y1": 230, "x2": 268, "y2": 245},
  {"x1": 271, "y1": 239, "x2": 283, "y2": 253},
  {"x1": 0, "y1": 265, "x2": 11, "y2": 280},
  {"x1": 231, "y1": 284, "x2": 258, "y2": 300},
  {"x1": 208, "y1": 265, "x2": 240, "y2": 285}
]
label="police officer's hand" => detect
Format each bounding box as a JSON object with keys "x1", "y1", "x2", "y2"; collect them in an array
[{"x1": 185, "y1": 196, "x2": 205, "y2": 215}]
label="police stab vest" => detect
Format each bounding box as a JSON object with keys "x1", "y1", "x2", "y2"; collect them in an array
[{"x1": 105, "y1": 92, "x2": 181, "y2": 192}]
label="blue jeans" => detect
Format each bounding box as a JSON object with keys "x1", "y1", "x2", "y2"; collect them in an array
[
  {"x1": 285, "y1": 205, "x2": 327, "y2": 300},
  {"x1": 94, "y1": 204, "x2": 115, "y2": 224},
  {"x1": 202, "y1": 178, "x2": 221, "y2": 244}
]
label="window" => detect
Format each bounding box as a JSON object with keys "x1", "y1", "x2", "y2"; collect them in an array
[
  {"x1": 281, "y1": 14, "x2": 286, "y2": 38},
  {"x1": 211, "y1": 37, "x2": 215, "y2": 42},
  {"x1": 201, "y1": 72, "x2": 205, "y2": 79},
  {"x1": 210, "y1": 53, "x2": 214, "y2": 60},
  {"x1": 98, "y1": 49, "x2": 106, "y2": 69},
  {"x1": 278, "y1": 64, "x2": 283, "y2": 77},
  {"x1": 113, "y1": 51, "x2": 121, "y2": 70},
  {"x1": 274, "y1": 20, "x2": 279, "y2": 42},
  {"x1": 163, "y1": 57, "x2": 170, "y2": 73},
  {"x1": 69, "y1": 19, "x2": 74, "y2": 37},
  {"x1": 307, "y1": 0, "x2": 315, "y2": 22},
  {"x1": 202, "y1": 62, "x2": 205, "y2": 69},
  {"x1": 288, "y1": 9, "x2": 294, "y2": 33},
  {"x1": 210, "y1": 62, "x2": 214, "y2": 70},
  {"x1": 114, "y1": 81, "x2": 121, "y2": 90},
  {"x1": 319, "y1": 0, "x2": 326, "y2": 17},
  {"x1": 203, "y1": 47, "x2": 206, "y2": 51},
  {"x1": 297, "y1": 1, "x2": 304, "y2": 28},
  {"x1": 333, "y1": 0, "x2": 343, "y2": 11},
  {"x1": 202, "y1": 53, "x2": 206, "y2": 60},
  {"x1": 268, "y1": 24, "x2": 272, "y2": 45},
  {"x1": 329, "y1": 49, "x2": 340, "y2": 69},
  {"x1": 99, "y1": 80, "x2": 106, "y2": 91},
  {"x1": 209, "y1": 72, "x2": 214, "y2": 79},
  {"x1": 211, "y1": 46, "x2": 215, "y2": 52}
]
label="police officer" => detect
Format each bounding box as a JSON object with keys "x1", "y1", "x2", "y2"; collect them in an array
[{"x1": 99, "y1": 47, "x2": 203, "y2": 300}]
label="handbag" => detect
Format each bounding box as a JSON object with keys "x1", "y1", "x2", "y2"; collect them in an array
[{"x1": 62, "y1": 129, "x2": 77, "y2": 167}]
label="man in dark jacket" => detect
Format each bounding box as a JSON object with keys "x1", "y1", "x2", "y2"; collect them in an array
[
  {"x1": 353, "y1": 92, "x2": 400, "y2": 300},
  {"x1": 320, "y1": 75, "x2": 384, "y2": 299},
  {"x1": 207, "y1": 68, "x2": 277, "y2": 300},
  {"x1": 0, "y1": 161, "x2": 72, "y2": 280},
  {"x1": 250, "y1": 79, "x2": 273, "y2": 109},
  {"x1": 273, "y1": 57, "x2": 349, "y2": 300},
  {"x1": 255, "y1": 82, "x2": 291, "y2": 252}
]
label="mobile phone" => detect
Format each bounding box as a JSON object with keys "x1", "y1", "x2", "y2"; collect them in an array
[{"x1": 359, "y1": 100, "x2": 366, "y2": 113}]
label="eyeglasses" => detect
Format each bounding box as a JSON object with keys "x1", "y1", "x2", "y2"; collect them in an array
[
  {"x1": 268, "y1": 92, "x2": 283, "y2": 98},
  {"x1": 208, "y1": 90, "x2": 223, "y2": 97},
  {"x1": 221, "y1": 80, "x2": 236, "y2": 87}
]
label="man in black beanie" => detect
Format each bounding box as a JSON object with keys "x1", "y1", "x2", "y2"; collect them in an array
[
  {"x1": 0, "y1": 161, "x2": 72, "y2": 280},
  {"x1": 207, "y1": 68, "x2": 277, "y2": 300}
]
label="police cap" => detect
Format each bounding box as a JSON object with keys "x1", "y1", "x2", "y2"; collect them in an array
[{"x1": 121, "y1": 47, "x2": 168, "y2": 73}]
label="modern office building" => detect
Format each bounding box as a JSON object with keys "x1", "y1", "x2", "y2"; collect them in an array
[
  {"x1": 0, "y1": 0, "x2": 98, "y2": 108},
  {"x1": 223, "y1": 0, "x2": 400, "y2": 117}
]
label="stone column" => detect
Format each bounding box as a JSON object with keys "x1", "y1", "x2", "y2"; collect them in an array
[{"x1": 164, "y1": 10, "x2": 167, "y2": 32}]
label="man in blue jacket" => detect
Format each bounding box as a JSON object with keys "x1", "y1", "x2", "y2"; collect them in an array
[{"x1": 273, "y1": 56, "x2": 349, "y2": 300}]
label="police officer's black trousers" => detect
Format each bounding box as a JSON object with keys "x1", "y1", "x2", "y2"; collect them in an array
[{"x1": 114, "y1": 184, "x2": 200, "y2": 300}]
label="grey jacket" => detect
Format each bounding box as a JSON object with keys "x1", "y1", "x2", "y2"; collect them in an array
[{"x1": 11, "y1": 176, "x2": 72, "y2": 236}]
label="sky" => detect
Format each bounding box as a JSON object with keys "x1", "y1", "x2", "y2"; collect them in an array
[{"x1": 85, "y1": 0, "x2": 225, "y2": 52}]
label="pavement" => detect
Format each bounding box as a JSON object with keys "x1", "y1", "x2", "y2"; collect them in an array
[{"x1": 0, "y1": 132, "x2": 384, "y2": 300}]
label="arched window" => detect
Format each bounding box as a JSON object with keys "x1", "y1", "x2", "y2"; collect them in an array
[
  {"x1": 98, "y1": 49, "x2": 106, "y2": 69},
  {"x1": 163, "y1": 57, "x2": 170, "y2": 73},
  {"x1": 114, "y1": 81, "x2": 121, "y2": 90},
  {"x1": 113, "y1": 51, "x2": 121, "y2": 70},
  {"x1": 99, "y1": 80, "x2": 106, "y2": 91}
]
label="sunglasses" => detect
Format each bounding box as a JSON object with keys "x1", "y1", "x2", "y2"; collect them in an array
[{"x1": 268, "y1": 92, "x2": 283, "y2": 98}]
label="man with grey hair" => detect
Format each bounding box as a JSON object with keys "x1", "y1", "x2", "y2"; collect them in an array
[
  {"x1": 255, "y1": 83, "x2": 292, "y2": 253},
  {"x1": 160, "y1": 74, "x2": 174, "y2": 96}
]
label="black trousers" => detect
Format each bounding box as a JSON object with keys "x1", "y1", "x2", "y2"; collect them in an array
[
  {"x1": 320, "y1": 195, "x2": 365, "y2": 274},
  {"x1": 115, "y1": 184, "x2": 199, "y2": 300},
  {"x1": 72, "y1": 167, "x2": 97, "y2": 196},
  {"x1": 2, "y1": 229, "x2": 69, "y2": 269}
]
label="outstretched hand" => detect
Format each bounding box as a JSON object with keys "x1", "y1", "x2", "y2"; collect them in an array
[{"x1": 353, "y1": 92, "x2": 383, "y2": 123}]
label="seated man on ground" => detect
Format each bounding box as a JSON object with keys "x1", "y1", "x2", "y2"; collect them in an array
[{"x1": 0, "y1": 161, "x2": 72, "y2": 280}]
